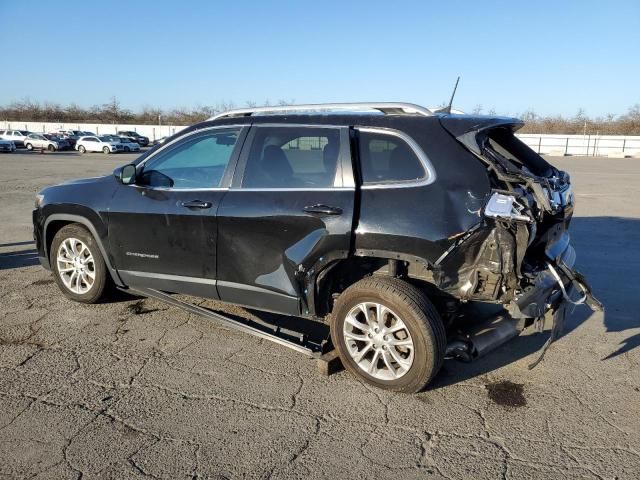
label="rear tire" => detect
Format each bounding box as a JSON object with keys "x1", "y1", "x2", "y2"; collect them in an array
[
  {"x1": 78, "y1": 145, "x2": 86, "y2": 153},
  {"x1": 103, "y1": 146, "x2": 110, "y2": 154},
  {"x1": 48, "y1": 144, "x2": 55, "y2": 152},
  {"x1": 330, "y1": 277, "x2": 446, "y2": 393}
]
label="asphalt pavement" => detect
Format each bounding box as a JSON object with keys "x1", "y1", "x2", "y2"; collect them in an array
[{"x1": 0, "y1": 150, "x2": 638, "y2": 479}]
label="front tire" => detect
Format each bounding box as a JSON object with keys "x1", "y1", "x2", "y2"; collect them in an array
[
  {"x1": 26, "y1": 143, "x2": 33, "y2": 151},
  {"x1": 330, "y1": 277, "x2": 446, "y2": 393},
  {"x1": 50, "y1": 224, "x2": 108, "y2": 304},
  {"x1": 103, "y1": 146, "x2": 110, "y2": 154},
  {"x1": 48, "y1": 144, "x2": 55, "y2": 152}
]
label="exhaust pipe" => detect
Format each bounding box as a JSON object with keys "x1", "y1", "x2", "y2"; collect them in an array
[{"x1": 446, "y1": 314, "x2": 524, "y2": 361}]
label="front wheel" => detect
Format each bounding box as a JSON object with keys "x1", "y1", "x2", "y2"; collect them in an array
[
  {"x1": 26, "y1": 143, "x2": 33, "y2": 151},
  {"x1": 102, "y1": 146, "x2": 110, "y2": 154},
  {"x1": 330, "y1": 277, "x2": 446, "y2": 393},
  {"x1": 48, "y1": 144, "x2": 55, "y2": 152},
  {"x1": 50, "y1": 223, "x2": 109, "y2": 303},
  {"x1": 78, "y1": 145, "x2": 86, "y2": 153}
]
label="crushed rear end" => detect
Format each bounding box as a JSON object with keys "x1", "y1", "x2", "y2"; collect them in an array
[{"x1": 435, "y1": 115, "x2": 602, "y2": 364}]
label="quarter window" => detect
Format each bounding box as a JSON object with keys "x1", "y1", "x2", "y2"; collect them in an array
[
  {"x1": 242, "y1": 127, "x2": 340, "y2": 188},
  {"x1": 139, "y1": 128, "x2": 240, "y2": 189},
  {"x1": 358, "y1": 130, "x2": 426, "y2": 185}
]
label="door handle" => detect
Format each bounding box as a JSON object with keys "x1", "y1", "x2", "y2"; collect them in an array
[
  {"x1": 181, "y1": 200, "x2": 212, "y2": 209},
  {"x1": 303, "y1": 204, "x2": 343, "y2": 215}
]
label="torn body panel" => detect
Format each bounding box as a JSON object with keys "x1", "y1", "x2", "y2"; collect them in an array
[{"x1": 430, "y1": 115, "x2": 602, "y2": 363}]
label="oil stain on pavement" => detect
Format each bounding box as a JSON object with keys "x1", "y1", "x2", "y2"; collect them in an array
[{"x1": 486, "y1": 380, "x2": 527, "y2": 408}]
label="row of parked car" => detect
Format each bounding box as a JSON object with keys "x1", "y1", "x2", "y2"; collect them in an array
[{"x1": 0, "y1": 129, "x2": 152, "y2": 154}]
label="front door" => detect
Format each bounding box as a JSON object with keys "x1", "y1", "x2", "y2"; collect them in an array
[
  {"x1": 108, "y1": 126, "x2": 247, "y2": 298},
  {"x1": 217, "y1": 124, "x2": 355, "y2": 315}
]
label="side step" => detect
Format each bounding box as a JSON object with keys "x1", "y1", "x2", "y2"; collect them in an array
[{"x1": 127, "y1": 287, "x2": 332, "y2": 359}]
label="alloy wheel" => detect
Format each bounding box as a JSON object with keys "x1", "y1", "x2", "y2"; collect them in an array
[
  {"x1": 56, "y1": 237, "x2": 96, "y2": 294},
  {"x1": 343, "y1": 302, "x2": 415, "y2": 380}
]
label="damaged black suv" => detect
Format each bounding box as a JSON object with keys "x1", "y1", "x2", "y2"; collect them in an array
[{"x1": 33, "y1": 103, "x2": 601, "y2": 393}]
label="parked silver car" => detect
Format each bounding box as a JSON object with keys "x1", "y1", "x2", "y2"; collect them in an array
[{"x1": 24, "y1": 134, "x2": 62, "y2": 152}]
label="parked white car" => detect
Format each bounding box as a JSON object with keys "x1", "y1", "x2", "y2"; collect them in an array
[
  {"x1": 76, "y1": 136, "x2": 124, "y2": 154},
  {"x1": 0, "y1": 129, "x2": 31, "y2": 147},
  {"x1": 117, "y1": 137, "x2": 141, "y2": 152},
  {"x1": 0, "y1": 139, "x2": 16, "y2": 153},
  {"x1": 24, "y1": 133, "x2": 62, "y2": 152}
]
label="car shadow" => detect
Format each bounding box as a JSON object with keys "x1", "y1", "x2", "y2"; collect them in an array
[
  {"x1": 0, "y1": 248, "x2": 40, "y2": 270},
  {"x1": 430, "y1": 215, "x2": 640, "y2": 389},
  {"x1": 0, "y1": 240, "x2": 34, "y2": 248}
]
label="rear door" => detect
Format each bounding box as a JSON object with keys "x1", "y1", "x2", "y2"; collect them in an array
[{"x1": 216, "y1": 124, "x2": 355, "y2": 315}]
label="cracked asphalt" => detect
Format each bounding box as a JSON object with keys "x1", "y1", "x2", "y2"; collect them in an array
[{"x1": 0, "y1": 151, "x2": 639, "y2": 479}]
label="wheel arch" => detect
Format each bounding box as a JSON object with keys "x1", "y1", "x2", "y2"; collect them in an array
[
  {"x1": 44, "y1": 214, "x2": 124, "y2": 286},
  {"x1": 312, "y1": 251, "x2": 446, "y2": 318}
]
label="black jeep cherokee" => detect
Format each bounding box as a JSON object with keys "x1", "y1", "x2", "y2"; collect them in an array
[{"x1": 33, "y1": 103, "x2": 601, "y2": 393}]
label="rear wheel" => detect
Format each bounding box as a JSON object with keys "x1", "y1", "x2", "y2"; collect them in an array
[
  {"x1": 50, "y1": 224, "x2": 108, "y2": 304},
  {"x1": 47, "y1": 144, "x2": 55, "y2": 152},
  {"x1": 330, "y1": 277, "x2": 446, "y2": 393},
  {"x1": 124, "y1": 146, "x2": 130, "y2": 152},
  {"x1": 78, "y1": 145, "x2": 86, "y2": 154},
  {"x1": 102, "y1": 146, "x2": 110, "y2": 154}
]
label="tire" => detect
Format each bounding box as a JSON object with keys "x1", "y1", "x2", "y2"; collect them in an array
[
  {"x1": 330, "y1": 276, "x2": 446, "y2": 393},
  {"x1": 124, "y1": 146, "x2": 130, "y2": 152},
  {"x1": 78, "y1": 145, "x2": 86, "y2": 154},
  {"x1": 26, "y1": 143, "x2": 33, "y2": 151},
  {"x1": 50, "y1": 223, "x2": 109, "y2": 304},
  {"x1": 103, "y1": 146, "x2": 110, "y2": 154},
  {"x1": 48, "y1": 144, "x2": 55, "y2": 152}
]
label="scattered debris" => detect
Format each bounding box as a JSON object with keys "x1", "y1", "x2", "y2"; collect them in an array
[
  {"x1": 126, "y1": 300, "x2": 159, "y2": 315},
  {"x1": 31, "y1": 279, "x2": 53, "y2": 286}
]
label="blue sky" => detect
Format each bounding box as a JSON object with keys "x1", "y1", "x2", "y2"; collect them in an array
[{"x1": 1, "y1": 0, "x2": 638, "y2": 117}]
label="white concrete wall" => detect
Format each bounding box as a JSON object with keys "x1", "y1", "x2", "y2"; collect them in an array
[
  {"x1": 2, "y1": 120, "x2": 640, "y2": 156},
  {"x1": 518, "y1": 133, "x2": 640, "y2": 157}
]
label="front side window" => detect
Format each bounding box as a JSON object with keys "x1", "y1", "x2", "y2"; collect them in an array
[
  {"x1": 242, "y1": 127, "x2": 340, "y2": 188},
  {"x1": 358, "y1": 130, "x2": 426, "y2": 185},
  {"x1": 139, "y1": 128, "x2": 240, "y2": 189}
]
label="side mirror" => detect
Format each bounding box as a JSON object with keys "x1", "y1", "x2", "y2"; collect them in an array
[{"x1": 114, "y1": 164, "x2": 137, "y2": 184}]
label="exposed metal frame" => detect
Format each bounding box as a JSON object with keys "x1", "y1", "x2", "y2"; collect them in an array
[{"x1": 209, "y1": 102, "x2": 434, "y2": 121}]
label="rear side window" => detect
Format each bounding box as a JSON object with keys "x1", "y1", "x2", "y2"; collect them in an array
[
  {"x1": 358, "y1": 130, "x2": 426, "y2": 185},
  {"x1": 242, "y1": 127, "x2": 340, "y2": 188},
  {"x1": 139, "y1": 128, "x2": 240, "y2": 189}
]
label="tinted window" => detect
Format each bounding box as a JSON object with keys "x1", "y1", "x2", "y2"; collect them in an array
[
  {"x1": 140, "y1": 128, "x2": 240, "y2": 189},
  {"x1": 358, "y1": 130, "x2": 426, "y2": 184},
  {"x1": 242, "y1": 127, "x2": 340, "y2": 188}
]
